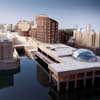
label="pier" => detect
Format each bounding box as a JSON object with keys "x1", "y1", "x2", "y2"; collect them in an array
[
  {"x1": 31, "y1": 43, "x2": 100, "y2": 91},
  {"x1": 14, "y1": 37, "x2": 100, "y2": 92}
]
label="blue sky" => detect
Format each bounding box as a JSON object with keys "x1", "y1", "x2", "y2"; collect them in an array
[{"x1": 0, "y1": 0, "x2": 100, "y2": 30}]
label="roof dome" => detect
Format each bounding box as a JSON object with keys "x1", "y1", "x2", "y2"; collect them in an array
[{"x1": 73, "y1": 49, "x2": 97, "y2": 62}]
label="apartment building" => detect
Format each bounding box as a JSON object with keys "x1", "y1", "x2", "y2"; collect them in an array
[{"x1": 31, "y1": 15, "x2": 59, "y2": 43}]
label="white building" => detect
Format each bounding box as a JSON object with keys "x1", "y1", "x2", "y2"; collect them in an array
[{"x1": 74, "y1": 25, "x2": 100, "y2": 48}]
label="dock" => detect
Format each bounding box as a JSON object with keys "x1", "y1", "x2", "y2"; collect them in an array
[
  {"x1": 15, "y1": 37, "x2": 100, "y2": 91},
  {"x1": 32, "y1": 43, "x2": 100, "y2": 91}
]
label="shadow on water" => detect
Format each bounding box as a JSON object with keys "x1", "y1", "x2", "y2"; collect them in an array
[
  {"x1": 37, "y1": 64, "x2": 49, "y2": 88},
  {"x1": 16, "y1": 47, "x2": 25, "y2": 56},
  {"x1": 36, "y1": 59, "x2": 100, "y2": 100},
  {"x1": 0, "y1": 66, "x2": 20, "y2": 90},
  {"x1": 48, "y1": 88, "x2": 100, "y2": 100}
]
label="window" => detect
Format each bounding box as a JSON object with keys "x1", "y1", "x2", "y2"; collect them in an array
[
  {"x1": 77, "y1": 73, "x2": 84, "y2": 78},
  {"x1": 87, "y1": 71, "x2": 93, "y2": 77},
  {"x1": 95, "y1": 70, "x2": 100, "y2": 75},
  {"x1": 69, "y1": 74, "x2": 75, "y2": 79}
]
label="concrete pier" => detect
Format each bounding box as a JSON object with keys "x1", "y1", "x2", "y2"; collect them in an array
[
  {"x1": 21, "y1": 39, "x2": 100, "y2": 91},
  {"x1": 32, "y1": 44, "x2": 100, "y2": 91}
]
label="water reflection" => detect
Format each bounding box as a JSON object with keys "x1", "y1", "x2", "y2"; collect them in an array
[
  {"x1": 48, "y1": 88, "x2": 100, "y2": 100},
  {"x1": 0, "y1": 67, "x2": 20, "y2": 90},
  {"x1": 36, "y1": 63, "x2": 100, "y2": 100},
  {"x1": 0, "y1": 57, "x2": 100, "y2": 100},
  {"x1": 37, "y1": 64, "x2": 49, "y2": 87}
]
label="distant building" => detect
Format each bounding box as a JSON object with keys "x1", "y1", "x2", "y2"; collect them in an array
[
  {"x1": 0, "y1": 24, "x2": 16, "y2": 33},
  {"x1": 0, "y1": 40, "x2": 13, "y2": 60},
  {"x1": 7, "y1": 24, "x2": 16, "y2": 32},
  {"x1": 29, "y1": 24, "x2": 37, "y2": 39},
  {"x1": 31, "y1": 15, "x2": 59, "y2": 43},
  {"x1": 16, "y1": 20, "x2": 31, "y2": 36},
  {"x1": 74, "y1": 24, "x2": 100, "y2": 49},
  {"x1": 59, "y1": 29, "x2": 75, "y2": 44},
  {"x1": 0, "y1": 24, "x2": 7, "y2": 33}
]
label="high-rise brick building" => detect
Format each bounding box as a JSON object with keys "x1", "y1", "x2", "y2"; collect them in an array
[{"x1": 31, "y1": 15, "x2": 59, "y2": 43}]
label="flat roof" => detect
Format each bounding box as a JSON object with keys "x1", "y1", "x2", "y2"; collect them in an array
[
  {"x1": 38, "y1": 43, "x2": 100, "y2": 74},
  {"x1": 49, "y1": 57, "x2": 100, "y2": 74},
  {"x1": 39, "y1": 43, "x2": 76, "y2": 62}
]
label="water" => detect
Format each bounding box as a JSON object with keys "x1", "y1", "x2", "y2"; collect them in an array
[{"x1": 0, "y1": 56, "x2": 100, "y2": 100}]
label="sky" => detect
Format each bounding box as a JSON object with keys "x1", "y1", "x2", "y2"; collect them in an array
[{"x1": 0, "y1": 0, "x2": 100, "y2": 30}]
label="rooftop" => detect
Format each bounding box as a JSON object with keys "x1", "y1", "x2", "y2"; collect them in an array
[
  {"x1": 39, "y1": 43, "x2": 75, "y2": 59},
  {"x1": 38, "y1": 43, "x2": 100, "y2": 74}
]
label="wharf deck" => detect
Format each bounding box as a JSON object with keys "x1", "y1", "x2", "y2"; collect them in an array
[
  {"x1": 23, "y1": 41, "x2": 100, "y2": 91},
  {"x1": 34, "y1": 51, "x2": 55, "y2": 64},
  {"x1": 34, "y1": 43, "x2": 100, "y2": 91}
]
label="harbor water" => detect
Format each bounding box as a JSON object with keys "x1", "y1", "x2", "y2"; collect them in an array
[{"x1": 0, "y1": 56, "x2": 100, "y2": 100}]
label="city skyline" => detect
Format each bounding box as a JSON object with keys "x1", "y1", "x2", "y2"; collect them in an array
[{"x1": 0, "y1": 0, "x2": 100, "y2": 30}]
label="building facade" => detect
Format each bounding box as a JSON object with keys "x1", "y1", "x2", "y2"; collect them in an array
[
  {"x1": 0, "y1": 24, "x2": 15, "y2": 33},
  {"x1": 59, "y1": 29, "x2": 75, "y2": 44},
  {"x1": 31, "y1": 15, "x2": 59, "y2": 43},
  {"x1": 74, "y1": 25, "x2": 100, "y2": 49},
  {"x1": 0, "y1": 40, "x2": 13, "y2": 60},
  {"x1": 29, "y1": 25, "x2": 37, "y2": 39},
  {"x1": 16, "y1": 20, "x2": 31, "y2": 36}
]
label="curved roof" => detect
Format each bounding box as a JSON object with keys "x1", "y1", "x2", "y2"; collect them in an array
[{"x1": 73, "y1": 49, "x2": 97, "y2": 62}]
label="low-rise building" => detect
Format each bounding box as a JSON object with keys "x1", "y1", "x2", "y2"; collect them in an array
[
  {"x1": 0, "y1": 33, "x2": 20, "y2": 70},
  {"x1": 34, "y1": 43, "x2": 100, "y2": 91},
  {"x1": 0, "y1": 40, "x2": 13, "y2": 60}
]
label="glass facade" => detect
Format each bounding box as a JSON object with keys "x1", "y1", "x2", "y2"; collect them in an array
[{"x1": 73, "y1": 49, "x2": 97, "y2": 62}]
